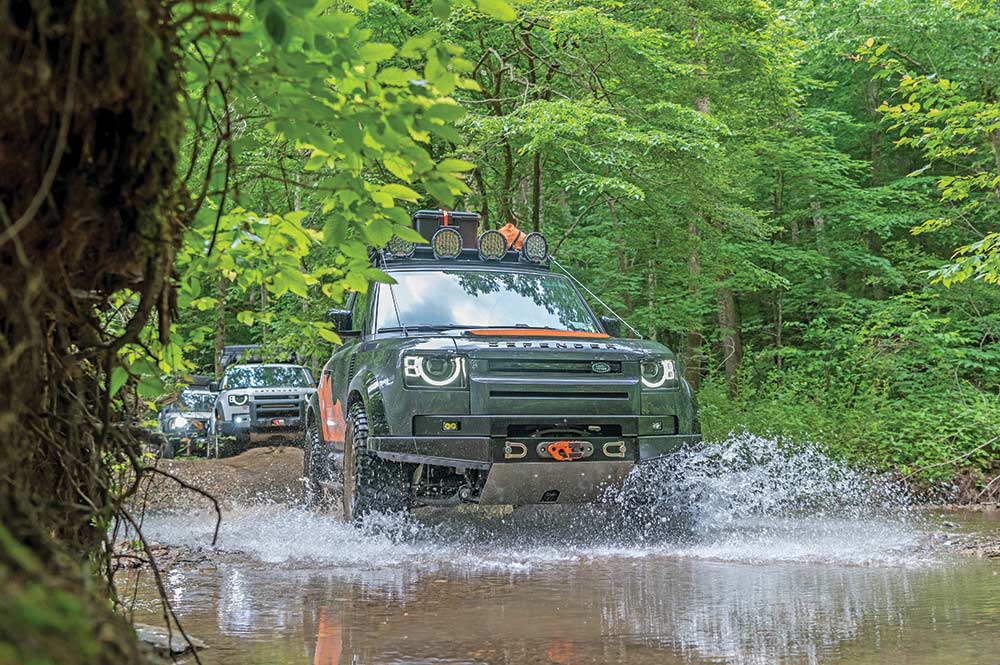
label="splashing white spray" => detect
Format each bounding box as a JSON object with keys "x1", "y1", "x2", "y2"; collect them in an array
[{"x1": 140, "y1": 434, "x2": 934, "y2": 569}]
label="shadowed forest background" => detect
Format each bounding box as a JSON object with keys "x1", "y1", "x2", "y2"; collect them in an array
[{"x1": 1, "y1": 0, "x2": 999, "y2": 663}]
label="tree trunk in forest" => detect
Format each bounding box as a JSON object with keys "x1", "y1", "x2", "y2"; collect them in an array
[
  {"x1": 685, "y1": 220, "x2": 703, "y2": 390},
  {"x1": 718, "y1": 287, "x2": 743, "y2": 399},
  {"x1": 532, "y1": 152, "x2": 542, "y2": 232},
  {"x1": 0, "y1": 2, "x2": 185, "y2": 661},
  {"x1": 607, "y1": 199, "x2": 633, "y2": 311},
  {"x1": 215, "y1": 277, "x2": 227, "y2": 376}
]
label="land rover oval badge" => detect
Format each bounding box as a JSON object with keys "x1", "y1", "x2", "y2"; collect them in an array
[{"x1": 592, "y1": 361, "x2": 611, "y2": 374}]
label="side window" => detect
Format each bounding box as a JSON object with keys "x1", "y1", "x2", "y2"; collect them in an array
[{"x1": 351, "y1": 289, "x2": 370, "y2": 333}]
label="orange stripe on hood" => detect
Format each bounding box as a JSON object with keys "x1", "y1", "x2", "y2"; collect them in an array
[{"x1": 468, "y1": 328, "x2": 610, "y2": 339}]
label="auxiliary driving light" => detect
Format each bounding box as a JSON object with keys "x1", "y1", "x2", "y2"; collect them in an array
[
  {"x1": 477, "y1": 230, "x2": 507, "y2": 260},
  {"x1": 432, "y1": 226, "x2": 463, "y2": 260},
  {"x1": 521, "y1": 231, "x2": 549, "y2": 263},
  {"x1": 386, "y1": 235, "x2": 416, "y2": 258}
]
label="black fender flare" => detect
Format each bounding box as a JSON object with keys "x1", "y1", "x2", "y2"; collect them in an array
[{"x1": 348, "y1": 370, "x2": 389, "y2": 437}]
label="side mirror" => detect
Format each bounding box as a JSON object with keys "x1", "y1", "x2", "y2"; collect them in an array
[
  {"x1": 209, "y1": 381, "x2": 220, "y2": 393},
  {"x1": 326, "y1": 308, "x2": 355, "y2": 333},
  {"x1": 600, "y1": 316, "x2": 622, "y2": 338}
]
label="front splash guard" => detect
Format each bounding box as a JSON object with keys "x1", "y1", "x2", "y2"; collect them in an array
[{"x1": 478, "y1": 461, "x2": 633, "y2": 505}]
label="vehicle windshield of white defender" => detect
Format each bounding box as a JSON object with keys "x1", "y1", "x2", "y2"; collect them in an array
[
  {"x1": 375, "y1": 269, "x2": 601, "y2": 333},
  {"x1": 223, "y1": 366, "x2": 313, "y2": 389}
]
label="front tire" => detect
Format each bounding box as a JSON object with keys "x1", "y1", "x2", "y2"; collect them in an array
[
  {"x1": 342, "y1": 402, "x2": 411, "y2": 523},
  {"x1": 304, "y1": 409, "x2": 333, "y2": 508}
]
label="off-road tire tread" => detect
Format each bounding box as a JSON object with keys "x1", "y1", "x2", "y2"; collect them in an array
[{"x1": 346, "y1": 402, "x2": 410, "y2": 521}]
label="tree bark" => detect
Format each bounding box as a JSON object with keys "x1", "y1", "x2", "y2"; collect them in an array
[
  {"x1": 718, "y1": 286, "x2": 743, "y2": 399},
  {"x1": 685, "y1": 220, "x2": 703, "y2": 390}
]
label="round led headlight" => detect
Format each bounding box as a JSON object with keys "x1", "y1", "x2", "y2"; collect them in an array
[
  {"x1": 641, "y1": 359, "x2": 677, "y2": 389},
  {"x1": 403, "y1": 355, "x2": 467, "y2": 388},
  {"x1": 228, "y1": 393, "x2": 249, "y2": 406},
  {"x1": 387, "y1": 235, "x2": 416, "y2": 258},
  {"x1": 521, "y1": 231, "x2": 548, "y2": 263},
  {"x1": 170, "y1": 416, "x2": 190, "y2": 429},
  {"x1": 431, "y1": 226, "x2": 463, "y2": 260},
  {"x1": 477, "y1": 230, "x2": 507, "y2": 260}
]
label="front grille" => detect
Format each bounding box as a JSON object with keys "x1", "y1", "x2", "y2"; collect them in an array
[
  {"x1": 487, "y1": 359, "x2": 622, "y2": 375},
  {"x1": 254, "y1": 395, "x2": 302, "y2": 419},
  {"x1": 490, "y1": 389, "x2": 629, "y2": 400}
]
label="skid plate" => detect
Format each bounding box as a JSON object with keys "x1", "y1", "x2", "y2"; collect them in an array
[{"x1": 478, "y1": 461, "x2": 633, "y2": 505}]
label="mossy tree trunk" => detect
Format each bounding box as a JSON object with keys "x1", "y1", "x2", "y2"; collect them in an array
[{"x1": 0, "y1": 1, "x2": 184, "y2": 662}]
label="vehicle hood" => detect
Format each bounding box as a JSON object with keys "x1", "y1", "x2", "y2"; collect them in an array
[
  {"x1": 450, "y1": 333, "x2": 674, "y2": 361},
  {"x1": 174, "y1": 410, "x2": 212, "y2": 419}
]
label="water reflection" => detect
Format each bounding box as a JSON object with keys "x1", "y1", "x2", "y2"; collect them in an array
[{"x1": 134, "y1": 552, "x2": 1000, "y2": 665}]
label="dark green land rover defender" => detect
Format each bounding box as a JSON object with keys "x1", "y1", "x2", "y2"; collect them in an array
[{"x1": 303, "y1": 210, "x2": 700, "y2": 522}]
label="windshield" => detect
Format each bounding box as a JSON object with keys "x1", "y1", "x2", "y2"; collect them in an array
[
  {"x1": 376, "y1": 269, "x2": 599, "y2": 332},
  {"x1": 178, "y1": 391, "x2": 215, "y2": 411},
  {"x1": 223, "y1": 366, "x2": 313, "y2": 389}
]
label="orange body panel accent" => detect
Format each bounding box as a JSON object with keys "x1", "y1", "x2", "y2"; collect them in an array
[
  {"x1": 468, "y1": 328, "x2": 610, "y2": 339},
  {"x1": 318, "y1": 362, "x2": 347, "y2": 445}
]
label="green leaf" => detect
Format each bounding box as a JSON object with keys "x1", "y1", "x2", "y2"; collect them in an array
[
  {"x1": 358, "y1": 42, "x2": 397, "y2": 63},
  {"x1": 263, "y1": 8, "x2": 288, "y2": 45},
  {"x1": 380, "y1": 183, "x2": 421, "y2": 202},
  {"x1": 317, "y1": 327, "x2": 343, "y2": 344},
  {"x1": 109, "y1": 367, "x2": 128, "y2": 398},
  {"x1": 477, "y1": 0, "x2": 516, "y2": 21},
  {"x1": 426, "y1": 102, "x2": 465, "y2": 122},
  {"x1": 437, "y1": 158, "x2": 475, "y2": 173},
  {"x1": 383, "y1": 154, "x2": 414, "y2": 182},
  {"x1": 432, "y1": 0, "x2": 450, "y2": 20}
]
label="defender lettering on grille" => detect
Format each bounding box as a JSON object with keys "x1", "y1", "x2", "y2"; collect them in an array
[{"x1": 486, "y1": 341, "x2": 618, "y2": 350}]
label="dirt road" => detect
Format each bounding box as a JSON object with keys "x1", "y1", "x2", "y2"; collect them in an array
[{"x1": 141, "y1": 446, "x2": 305, "y2": 511}]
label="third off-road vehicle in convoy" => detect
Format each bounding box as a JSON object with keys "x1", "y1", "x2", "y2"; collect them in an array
[
  {"x1": 209, "y1": 359, "x2": 315, "y2": 457},
  {"x1": 157, "y1": 381, "x2": 216, "y2": 457},
  {"x1": 303, "y1": 210, "x2": 700, "y2": 521}
]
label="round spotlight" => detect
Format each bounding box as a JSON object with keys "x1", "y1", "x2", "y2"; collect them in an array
[
  {"x1": 477, "y1": 230, "x2": 507, "y2": 260},
  {"x1": 521, "y1": 231, "x2": 549, "y2": 263},
  {"x1": 432, "y1": 226, "x2": 463, "y2": 259},
  {"x1": 386, "y1": 235, "x2": 416, "y2": 258}
]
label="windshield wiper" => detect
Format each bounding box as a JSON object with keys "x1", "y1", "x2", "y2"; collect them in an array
[{"x1": 377, "y1": 324, "x2": 479, "y2": 333}]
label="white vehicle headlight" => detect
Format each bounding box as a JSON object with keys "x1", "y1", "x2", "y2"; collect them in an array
[
  {"x1": 640, "y1": 359, "x2": 677, "y2": 389},
  {"x1": 170, "y1": 416, "x2": 189, "y2": 429},
  {"x1": 228, "y1": 394, "x2": 249, "y2": 406},
  {"x1": 403, "y1": 355, "x2": 467, "y2": 389}
]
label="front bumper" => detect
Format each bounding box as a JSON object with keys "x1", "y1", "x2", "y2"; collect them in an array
[
  {"x1": 371, "y1": 413, "x2": 698, "y2": 465},
  {"x1": 217, "y1": 416, "x2": 303, "y2": 438}
]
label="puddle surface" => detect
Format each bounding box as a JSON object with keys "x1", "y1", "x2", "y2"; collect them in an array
[{"x1": 123, "y1": 435, "x2": 1000, "y2": 664}]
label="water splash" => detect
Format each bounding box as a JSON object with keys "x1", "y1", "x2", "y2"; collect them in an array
[{"x1": 139, "y1": 433, "x2": 935, "y2": 570}]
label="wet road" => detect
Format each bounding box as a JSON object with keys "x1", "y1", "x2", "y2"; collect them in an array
[{"x1": 126, "y1": 505, "x2": 1000, "y2": 665}]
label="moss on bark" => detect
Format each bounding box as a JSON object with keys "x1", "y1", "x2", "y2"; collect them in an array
[{"x1": 0, "y1": 1, "x2": 185, "y2": 661}]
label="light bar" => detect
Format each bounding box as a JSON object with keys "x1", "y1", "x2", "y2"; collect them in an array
[
  {"x1": 432, "y1": 226, "x2": 463, "y2": 259},
  {"x1": 478, "y1": 230, "x2": 507, "y2": 260},
  {"x1": 521, "y1": 231, "x2": 549, "y2": 263},
  {"x1": 386, "y1": 235, "x2": 416, "y2": 258}
]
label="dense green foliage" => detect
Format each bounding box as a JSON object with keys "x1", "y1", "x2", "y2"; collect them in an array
[{"x1": 147, "y1": 0, "x2": 1000, "y2": 492}]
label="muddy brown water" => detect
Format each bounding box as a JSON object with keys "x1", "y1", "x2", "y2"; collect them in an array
[{"x1": 125, "y1": 444, "x2": 1000, "y2": 665}]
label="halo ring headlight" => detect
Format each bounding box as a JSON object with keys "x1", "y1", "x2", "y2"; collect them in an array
[
  {"x1": 403, "y1": 355, "x2": 467, "y2": 388},
  {"x1": 521, "y1": 231, "x2": 549, "y2": 263},
  {"x1": 387, "y1": 235, "x2": 416, "y2": 258},
  {"x1": 228, "y1": 393, "x2": 249, "y2": 406},
  {"x1": 432, "y1": 226, "x2": 463, "y2": 260},
  {"x1": 477, "y1": 230, "x2": 508, "y2": 261}
]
